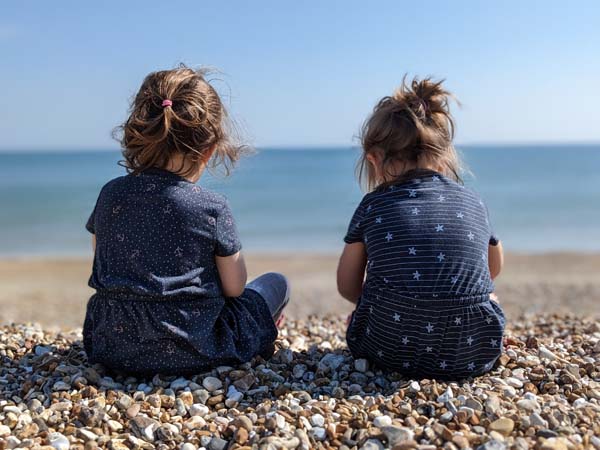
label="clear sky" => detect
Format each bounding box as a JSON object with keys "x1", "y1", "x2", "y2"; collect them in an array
[{"x1": 1, "y1": 1, "x2": 599, "y2": 150}]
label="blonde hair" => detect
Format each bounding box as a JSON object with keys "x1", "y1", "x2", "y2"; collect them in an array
[
  {"x1": 115, "y1": 64, "x2": 245, "y2": 177},
  {"x1": 358, "y1": 76, "x2": 463, "y2": 191}
]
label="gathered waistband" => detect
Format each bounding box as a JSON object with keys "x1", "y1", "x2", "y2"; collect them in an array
[
  {"x1": 362, "y1": 285, "x2": 492, "y2": 307},
  {"x1": 93, "y1": 290, "x2": 217, "y2": 303}
]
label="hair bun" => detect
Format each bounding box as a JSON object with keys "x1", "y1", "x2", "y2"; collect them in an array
[{"x1": 359, "y1": 75, "x2": 461, "y2": 191}]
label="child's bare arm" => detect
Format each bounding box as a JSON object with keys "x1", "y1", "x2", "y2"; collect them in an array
[
  {"x1": 337, "y1": 242, "x2": 367, "y2": 304},
  {"x1": 488, "y1": 241, "x2": 504, "y2": 279},
  {"x1": 92, "y1": 235, "x2": 96, "y2": 252},
  {"x1": 216, "y1": 251, "x2": 248, "y2": 297}
]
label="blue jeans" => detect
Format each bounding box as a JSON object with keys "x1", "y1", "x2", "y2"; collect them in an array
[{"x1": 246, "y1": 272, "x2": 290, "y2": 321}]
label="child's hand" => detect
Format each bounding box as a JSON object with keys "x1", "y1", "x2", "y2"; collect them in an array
[
  {"x1": 346, "y1": 313, "x2": 353, "y2": 326},
  {"x1": 490, "y1": 292, "x2": 499, "y2": 302}
]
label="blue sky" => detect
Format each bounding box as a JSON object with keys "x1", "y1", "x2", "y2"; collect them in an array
[{"x1": 1, "y1": 1, "x2": 599, "y2": 150}]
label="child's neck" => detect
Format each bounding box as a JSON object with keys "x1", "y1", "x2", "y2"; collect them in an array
[
  {"x1": 381, "y1": 161, "x2": 441, "y2": 184},
  {"x1": 165, "y1": 155, "x2": 205, "y2": 183}
]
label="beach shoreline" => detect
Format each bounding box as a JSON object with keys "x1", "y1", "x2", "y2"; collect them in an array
[{"x1": 1, "y1": 252, "x2": 599, "y2": 330}]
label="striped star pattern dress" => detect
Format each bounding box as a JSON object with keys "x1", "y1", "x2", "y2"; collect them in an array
[{"x1": 344, "y1": 170, "x2": 506, "y2": 379}]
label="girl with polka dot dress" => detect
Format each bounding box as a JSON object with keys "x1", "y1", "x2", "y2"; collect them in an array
[
  {"x1": 338, "y1": 77, "x2": 505, "y2": 379},
  {"x1": 83, "y1": 66, "x2": 289, "y2": 375}
]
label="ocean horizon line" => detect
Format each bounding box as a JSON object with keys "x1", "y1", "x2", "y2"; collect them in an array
[{"x1": 0, "y1": 141, "x2": 599, "y2": 154}]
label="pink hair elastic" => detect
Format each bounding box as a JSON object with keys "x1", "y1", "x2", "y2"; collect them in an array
[{"x1": 162, "y1": 99, "x2": 173, "y2": 108}]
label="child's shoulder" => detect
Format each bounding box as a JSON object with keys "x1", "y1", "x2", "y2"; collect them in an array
[{"x1": 96, "y1": 175, "x2": 130, "y2": 197}]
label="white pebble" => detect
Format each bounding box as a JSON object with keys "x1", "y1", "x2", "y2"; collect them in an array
[
  {"x1": 107, "y1": 420, "x2": 123, "y2": 431},
  {"x1": 181, "y1": 444, "x2": 196, "y2": 450},
  {"x1": 373, "y1": 415, "x2": 392, "y2": 428},
  {"x1": 502, "y1": 386, "x2": 517, "y2": 397},
  {"x1": 311, "y1": 427, "x2": 326, "y2": 441},
  {"x1": 49, "y1": 432, "x2": 70, "y2": 450},
  {"x1": 506, "y1": 377, "x2": 523, "y2": 388},
  {"x1": 311, "y1": 413, "x2": 325, "y2": 427},
  {"x1": 516, "y1": 399, "x2": 538, "y2": 412},
  {"x1": 437, "y1": 386, "x2": 454, "y2": 403},
  {"x1": 408, "y1": 381, "x2": 420, "y2": 392},
  {"x1": 538, "y1": 346, "x2": 557, "y2": 360}
]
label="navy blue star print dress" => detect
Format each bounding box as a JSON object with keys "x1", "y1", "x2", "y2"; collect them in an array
[
  {"x1": 345, "y1": 170, "x2": 506, "y2": 379},
  {"x1": 83, "y1": 168, "x2": 277, "y2": 375}
]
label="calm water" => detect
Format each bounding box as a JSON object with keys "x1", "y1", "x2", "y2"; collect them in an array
[{"x1": 0, "y1": 145, "x2": 599, "y2": 255}]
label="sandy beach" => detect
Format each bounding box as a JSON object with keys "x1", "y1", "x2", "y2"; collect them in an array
[{"x1": 0, "y1": 252, "x2": 598, "y2": 329}]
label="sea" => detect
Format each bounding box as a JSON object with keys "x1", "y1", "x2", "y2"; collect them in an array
[{"x1": 0, "y1": 145, "x2": 599, "y2": 256}]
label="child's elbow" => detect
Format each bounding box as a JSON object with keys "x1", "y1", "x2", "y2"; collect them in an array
[
  {"x1": 337, "y1": 284, "x2": 351, "y2": 301},
  {"x1": 223, "y1": 283, "x2": 245, "y2": 298},
  {"x1": 337, "y1": 278, "x2": 359, "y2": 302}
]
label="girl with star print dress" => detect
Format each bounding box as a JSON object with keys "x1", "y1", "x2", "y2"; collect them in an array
[
  {"x1": 337, "y1": 77, "x2": 505, "y2": 379},
  {"x1": 83, "y1": 66, "x2": 289, "y2": 375}
]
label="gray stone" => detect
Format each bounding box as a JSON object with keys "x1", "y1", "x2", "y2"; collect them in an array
[
  {"x1": 440, "y1": 411, "x2": 454, "y2": 423},
  {"x1": 465, "y1": 398, "x2": 483, "y2": 411},
  {"x1": 207, "y1": 437, "x2": 228, "y2": 450},
  {"x1": 34, "y1": 345, "x2": 52, "y2": 356},
  {"x1": 318, "y1": 353, "x2": 345, "y2": 372},
  {"x1": 202, "y1": 377, "x2": 222, "y2": 392},
  {"x1": 293, "y1": 364, "x2": 307, "y2": 379},
  {"x1": 130, "y1": 416, "x2": 159, "y2": 442},
  {"x1": 311, "y1": 427, "x2": 326, "y2": 441},
  {"x1": 537, "y1": 429, "x2": 558, "y2": 439},
  {"x1": 170, "y1": 378, "x2": 189, "y2": 390},
  {"x1": 360, "y1": 439, "x2": 384, "y2": 450},
  {"x1": 381, "y1": 426, "x2": 414, "y2": 447},
  {"x1": 529, "y1": 412, "x2": 548, "y2": 427},
  {"x1": 52, "y1": 381, "x2": 71, "y2": 391},
  {"x1": 354, "y1": 358, "x2": 368, "y2": 372},
  {"x1": 516, "y1": 399, "x2": 539, "y2": 412},
  {"x1": 477, "y1": 440, "x2": 507, "y2": 450}
]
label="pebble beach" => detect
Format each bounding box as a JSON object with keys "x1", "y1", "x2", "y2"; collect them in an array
[{"x1": 1, "y1": 313, "x2": 599, "y2": 450}]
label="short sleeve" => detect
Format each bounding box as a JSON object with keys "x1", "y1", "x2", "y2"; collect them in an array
[
  {"x1": 85, "y1": 202, "x2": 97, "y2": 234},
  {"x1": 215, "y1": 199, "x2": 242, "y2": 256},
  {"x1": 344, "y1": 200, "x2": 366, "y2": 244}
]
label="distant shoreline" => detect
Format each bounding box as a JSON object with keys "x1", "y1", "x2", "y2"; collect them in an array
[{"x1": 0, "y1": 141, "x2": 599, "y2": 154}]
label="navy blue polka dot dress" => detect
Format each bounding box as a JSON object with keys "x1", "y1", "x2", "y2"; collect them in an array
[
  {"x1": 83, "y1": 168, "x2": 277, "y2": 375},
  {"x1": 345, "y1": 170, "x2": 506, "y2": 379}
]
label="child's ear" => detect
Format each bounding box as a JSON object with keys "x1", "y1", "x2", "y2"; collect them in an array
[
  {"x1": 366, "y1": 152, "x2": 380, "y2": 167},
  {"x1": 366, "y1": 151, "x2": 384, "y2": 184}
]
